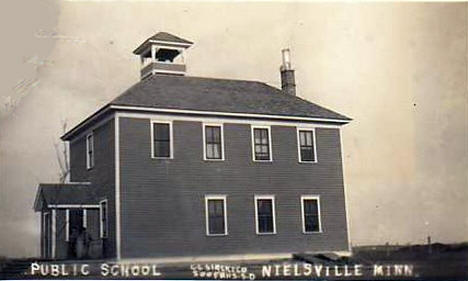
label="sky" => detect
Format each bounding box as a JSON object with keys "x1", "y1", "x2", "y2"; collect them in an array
[{"x1": 0, "y1": 1, "x2": 466, "y2": 258}]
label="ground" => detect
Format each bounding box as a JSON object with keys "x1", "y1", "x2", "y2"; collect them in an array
[{"x1": 1, "y1": 243, "x2": 467, "y2": 280}]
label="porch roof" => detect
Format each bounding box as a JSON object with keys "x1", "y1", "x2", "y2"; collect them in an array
[{"x1": 33, "y1": 183, "x2": 99, "y2": 212}]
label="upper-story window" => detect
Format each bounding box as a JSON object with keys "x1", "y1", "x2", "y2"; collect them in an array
[
  {"x1": 205, "y1": 195, "x2": 228, "y2": 236},
  {"x1": 151, "y1": 121, "x2": 173, "y2": 159},
  {"x1": 301, "y1": 196, "x2": 322, "y2": 233},
  {"x1": 251, "y1": 126, "x2": 272, "y2": 161},
  {"x1": 203, "y1": 124, "x2": 224, "y2": 161},
  {"x1": 254, "y1": 195, "x2": 276, "y2": 234},
  {"x1": 297, "y1": 128, "x2": 317, "y2": 163},
  {"x1": 86, "y1": 133, "x2": 94, "y2": 169}
]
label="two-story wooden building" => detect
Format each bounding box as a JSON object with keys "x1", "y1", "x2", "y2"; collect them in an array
[{"x1": 34, "y1": 32, "x2": 352, "y2": 261}]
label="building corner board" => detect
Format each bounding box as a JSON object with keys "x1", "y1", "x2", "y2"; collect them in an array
[{"x1": 115, "y1": 113, "x2": 121, "y2": 260}]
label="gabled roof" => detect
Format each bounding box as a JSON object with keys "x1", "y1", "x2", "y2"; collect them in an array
[
  {"x1": 33, "y1": 183, "x2": 98, "y2": 212},
  {"x1": 133, "y1": 32, "x2": 193, "y2": 54},
  {"x1": 149, "y1": 32, "x2": 193, "y2": 45},
  {"x1": 110, "y1": 75, "x2": 352, "y2": 121}
]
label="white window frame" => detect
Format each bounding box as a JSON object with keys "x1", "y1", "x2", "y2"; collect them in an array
[
  {"x1": 86, "y1": 132, "x2": 94, "y2": 169},
  {"x1": 202, "y1": 123, "x2": 225, "y2": 161},
  {"x1": 99, "y1": 199, "x2": 108, "y2": 239},
  {"x1": 204, "y1": 195, "x2": 228, "y2": 236},
  {"x1": 251, "y1": 125, "x2": 273, "y2": 162},
  {"x1": 254, "y1": 195, "x2": 276, "y2": 235},
  {"x1": 65, "y1": 209, "x2": 87, "y2": 242},
  {"x1": 150, "y1": 120, "x2": 173, "y2": 159},
  {"x1": 301, "y1": 195, "x2": 322, "y2": 234},
  {"x1": 297, "y1": 128, "x2": 318, "y2": 163}
]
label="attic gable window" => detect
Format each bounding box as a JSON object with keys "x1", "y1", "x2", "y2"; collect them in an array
[
  {"x1": 86, "y1": 133, "x2": 94, "y2": 169},
  {"x1": 251, "y1": 126, "x2": 272, "y2": 162},
  {"x1": 203, "y1": 124, "x2": 224, "y2": 161},
  {"x1": 151, "y1": 121, "x2": 173, "y2": 159},
  {"x1": 297, "y1": 128, "x2": 317, "y2": 163}
]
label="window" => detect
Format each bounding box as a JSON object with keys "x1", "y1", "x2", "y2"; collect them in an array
[
  {"x1": 301, "y1": 196, "x2": 322, "y2": 233},
  {"x1": 203, "y1": 124, "x2": 224, "y2": 160},
  {"x1": 86, "y1": 133, "x2": 94, "y2": 169},
  {"x1": 151, "y1": 121, "x2": 172, "y2": 158},
  {"x1": 254, "y1": 195, "x2": 276, "y2": 234},
  {"x1": 99, "y1": 200, "x2": 108, "y2": 238},
  {"x1": 252, "y1": 126, "x2": 272, "y2": 161},
  {"x1": 297, "y1": 128, "x2": 317, "y2": 162},
  {"x1": 205, "y1": 195, "x2": 227, "y2": 236}
]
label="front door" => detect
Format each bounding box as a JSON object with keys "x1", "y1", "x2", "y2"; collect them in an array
[
  {"x1": 69, "y1": 209, "x2": 84, "y2": 231},
  {"x1": 68, "y1": 209, "x2": 84, "y2": 259}
]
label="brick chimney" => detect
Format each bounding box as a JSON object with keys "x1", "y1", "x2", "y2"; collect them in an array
[{"x1": 280, "y1": 48, "x2": 296, "y2": 96}]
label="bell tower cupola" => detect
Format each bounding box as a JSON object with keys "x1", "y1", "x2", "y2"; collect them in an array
[{"x1": 133, "y1": 32, "x2": 193, "y2": 79}]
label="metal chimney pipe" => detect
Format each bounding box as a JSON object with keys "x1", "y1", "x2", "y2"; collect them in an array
[
  {"x1": 280, "y1": 48, "x2": 296, "y2": 96},
  {"x1": 281, "y1": 49, "x2": 292, "y2": 70}
]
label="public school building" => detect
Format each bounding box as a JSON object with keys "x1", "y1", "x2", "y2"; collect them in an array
[{"x1": 34, "y1": 32, "x2": 352, "y2": 261}]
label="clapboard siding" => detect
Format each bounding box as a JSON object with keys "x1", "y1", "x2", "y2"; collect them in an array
[
  {"x1": 119, "y1": 117, "x2": 349, "y2": 258},
  {"x1": 68, "y1": 119, "x2": 116, "y2": 258}
]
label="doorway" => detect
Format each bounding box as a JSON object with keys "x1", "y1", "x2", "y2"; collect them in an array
[{"x1": 67, "y1": 209, "x2": 84, "y2": 259}]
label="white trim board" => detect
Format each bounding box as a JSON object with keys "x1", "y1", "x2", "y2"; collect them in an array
[
  {"x1": 110, "y1": 105, "x2": 349, "y2": 124},
  {"x1": 118, "y1": 111, "x2": 341, "y2": 129},
  {"x1": 204, "y1": 195, "x2": 228, "y2": 236},
  {"x1": 151, "y1": 69, "x2": 185, "y2": 76},
  {"x1": 48, "y1": 204, "x2": 99, "y2": 209},
  {"x1": 83, "y1": 209, "x2": 87, "y2": 228},
  {"x1": 300, "y1": 195, "x2": 323, "y2": 234},
  {"x1": 340, "y1": 128, "x2": 352, "y2": 253},
  {"x1": 65, "y1": 209, "x2": 69, "y2": 242},
  {"x1": 115, "y1": 114, "x2": 121, "y2": 259},
  {"x1": 254, "y1": 195, "x2": 277, "y2": 235},
  {"x1": 51, "y1": 209, "x2": 56, "y2": 259},
  {"x1": 148, "y1": 39, "x2": 192, "y2": 48}
]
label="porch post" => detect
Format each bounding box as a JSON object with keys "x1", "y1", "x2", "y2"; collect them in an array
[{"x1": 52, "y1": 209, "x2": 56, "y2": 259}]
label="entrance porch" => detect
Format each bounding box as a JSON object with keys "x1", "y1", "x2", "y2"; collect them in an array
[{"x1": 33, "y1": 183, "x2": 107, "y2": 260}]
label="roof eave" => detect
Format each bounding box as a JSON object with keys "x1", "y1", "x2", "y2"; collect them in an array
[
  {"x1": 132, "y1": 39, "x2": 151, "y2": 55},
  {"x1": 61, "y1": 104, "x2": 112, "y2": 141},
  {"x1": 33, "y1": 186, "x2": 43, "y2": 212},
  {"x1": 109, "y1": 104, "x2": 352, "y2": 125},
  {"x1": 133, "y1": 39, "x2": 193, "y2": 55},
  {"x1": 61, "y1": 102, "x2": 351, "y2": 142}
]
